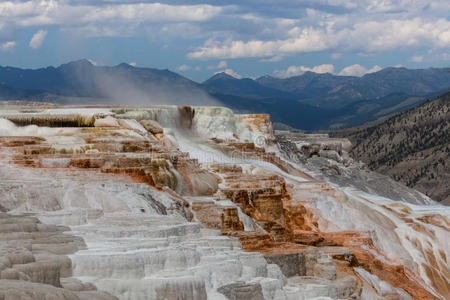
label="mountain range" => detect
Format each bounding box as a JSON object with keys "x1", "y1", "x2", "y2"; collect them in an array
[{"x1": 1, "y1": 59, "x2": 449, "y2": 130}]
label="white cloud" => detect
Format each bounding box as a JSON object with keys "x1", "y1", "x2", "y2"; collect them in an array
[
  {"x1": 87, "y1": 59, "x2": 98, "y2": 66},
  {"x1": 80, "y1": 3, "x2": 223, "y2": 24},
  {"x1": 0, "y1": 41, "x2": 16, "y2": 51},
  {"x1": 194, "y1": 66, "x2": 201, "y2": 71},
  {"x1": 215, "y1": 68, "x2": 242, "y2": 79},
  {"x1": 129, "y1": 62, "x2": 137, "y2": 67},
  {"x1": 207, "y1": 60, "x2": 227, "y2": 69},
  {"x1": 177, "y1": 64, "x2": 191, "y2": 71},
  {"x1": 29, "y1": 29, "x2": 47, "y2": 49},
  {"x1": 217, "y1": 60, "x2": 227, "y2": 68},
  {"x1": 1, "y1": 0, "x2": 450, "y2": 64},
  {"x1": 0, "y1": 2, "x2": 225, "y2": 38},
  {"x1": 274, "y1": 64, "x2": 335, "y2": 78},
  {"x1": 409, "y1": 55, "x2": 424, "y2": 62},
  {"x1": 406, "y1": 50, "x2": 450, "y2": 63},
  {"x1": 274, "y1": 63, "x2": 383, "y2": 78},
  {"x1": 188, "y1": 17, "x2": 450, "y2": 60},
  {"x1": 260, "y1": 55, "x2": 283, "y2": 62},
  {"x1": 189, "y1": 28, "x2": 328, "y2": 60},
  {"x1": 368, "y1": 65, "x2": 382, "y2": 73},
  {"x1": 338, "y1": 64, "x2": 382, "y2": 76}
]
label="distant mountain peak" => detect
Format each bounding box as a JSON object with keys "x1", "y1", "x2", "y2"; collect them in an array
[
  {"x1": 256, "y1": 75, "x2": 275, "y2": 81},
  {"x1": 208, "y1": 72, "x2": 239, "y2": 81},
  {"x1": 116, "y1": 62, "x2": 134, "y2": 69},
  {"x1": 60, "y1": 59, "x2": 93, "y2": 68}
]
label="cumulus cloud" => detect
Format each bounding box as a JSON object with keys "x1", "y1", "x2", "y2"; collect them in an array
[
  {"x1": 2, "y1": 0, "x2": 450, "y2": 66},
  {"x1": 338, "y1": 64, "x2": 382, "y2": 76},
  {"x1": 216, "y1": 68, "x2": 242, "y2": 79},
  {"x1": 260, "y1": 55, "x2": 283, "y2": 62},
  {"x1": 188, "y1": 17, "x2": 450, "y2": 60},
  {"x1": 188, "y1": 28, "x2": 328, "y2": 59},
  {"x1": 0, "y1": 1, "x2": 225, "y2": 38},
  {"x1": 274, "y1": 64, "x2": 335, "y2": 78},
  {"x1": 29, "y1": 29, "x2": 47, "y2": 49},
  {"x1": 406, "y1": 50, "x2": 450, "y2": 63},
  {"x1": 273, "y1": 63, "x2": 383, "y2": 78},
  {"x1": 409, "y1": 55, "x2": 424, "y2": 62},
  {"x1": 177, "y1": 64, "x2": 191, "y2": 71},
  {"x1": 0, "y1": 41, "x2": 16, "y2": 51},
  {"x1": 87, "y1": 58, "x2": 99, "y2": 66},
  {"x1": 207, "y1": 60, "x2": 227, "y2": 69}
]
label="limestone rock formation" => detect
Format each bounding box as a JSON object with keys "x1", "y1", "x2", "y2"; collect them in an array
[
  {"x1": 217, "y1": 281, "x2": 265, "y2": 300},
  {"x1": 0, "y1": 103, "x2": 448, "y2": 300},
  {"x1": 139, "y1": 119, "x2": 163, "y2": 134},
  {"x1": 0, "y1": 213, "x2": 118, "y2": 299}
]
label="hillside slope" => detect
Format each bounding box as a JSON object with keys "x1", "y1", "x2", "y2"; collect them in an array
[
  {"x1": 203, "y1": 72, "x2": 293, "y2": 98},
  {"x1": 332, "y1": 92, "x2": 450, "y2": 203}
]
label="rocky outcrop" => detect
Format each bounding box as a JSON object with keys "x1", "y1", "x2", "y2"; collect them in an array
[
  {"x1": 138, "y1": 119, "x2": 163, "y2": 134},
  {"x1": 276, "y1": 130, "x2": 433, "y2": 204},
  {"x1": 94, "y1": 116, "x2": 120, "y2": 127},
  {"x1": 221, "y1": 207, "x2": 245, "y2": 232}
]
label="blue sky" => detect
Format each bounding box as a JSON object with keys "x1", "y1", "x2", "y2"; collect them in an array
[{"x1": 0, "y1": 0, "x2": 449, "y2": 81}]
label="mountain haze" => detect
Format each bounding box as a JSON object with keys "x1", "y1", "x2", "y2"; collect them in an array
[{"x1": 0, "y1": 60, "x2": 214, "y2": 105}]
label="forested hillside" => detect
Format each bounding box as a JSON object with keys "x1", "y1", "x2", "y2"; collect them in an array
[{"x1": 332, "y1": 92, "x2": 450, "y2": 203}]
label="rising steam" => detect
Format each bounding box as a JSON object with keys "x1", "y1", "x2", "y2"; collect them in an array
[{"x1": 65, "y1": 61, "x2": 222, "y2": 107}]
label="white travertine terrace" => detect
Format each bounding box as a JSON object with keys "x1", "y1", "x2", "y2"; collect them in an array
[{"x1": 0, "y1": 105, "x2": 448, "y2": 300}]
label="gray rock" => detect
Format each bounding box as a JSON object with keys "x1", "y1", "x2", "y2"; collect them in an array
[
  {"x1": 60, "y1": 278, "x2": 97, "y2": 291},
  {"x1": 318, "y1": 150, "x2": 343, "y2": 163},
  {"x1": 334, "y1": 276, "x2": 357, "y2": 298},
  {"x1": 264, "y1": 252, "x2": 306, "y2": 277},
  {"x1": 314, "y1": 262, "x2": 337, "y2": 281},
  {"x1": 276, "y1": 132, "x2": 433, "y2": 205},
  {"x1": 305, "y1": 248, "x2": 337, "y2": 280},
  {"x1": 217, "y1": 281, "x2": 265, "y2": 300}
]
